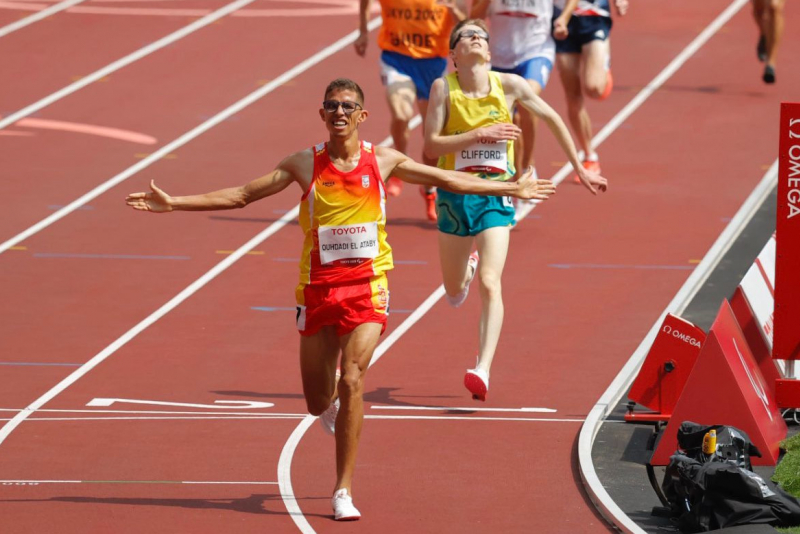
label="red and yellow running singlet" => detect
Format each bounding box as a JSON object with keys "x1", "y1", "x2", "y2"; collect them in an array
[
  {"x1": 298, "y1": 141, "x2": 393, "y2": 286},
  {"x1": 377, "y1": 0, "x2": 454, "y2": 59}
]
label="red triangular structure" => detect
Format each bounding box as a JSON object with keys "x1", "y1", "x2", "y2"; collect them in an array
[
  {"x1": 626, "y1": 314, "x2": 705, "y2": 422},
  {"x1": 651, "y1": 300, "x2": 786, "y2": 466}
]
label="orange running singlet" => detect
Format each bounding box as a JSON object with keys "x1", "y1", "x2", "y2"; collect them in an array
[
  {"x1": 298, "y1": 141, "x2": 394, "y2": 286},
  {"x1": 377, "y1": 0, "x2": 454, "y2": 59}
]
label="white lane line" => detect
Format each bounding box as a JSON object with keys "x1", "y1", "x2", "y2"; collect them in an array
[
  {"x1": 0, "y1": 0, "x2": 257, "y2": 131},
  {"x1": 8, "y1": 416, "x2": 306, "y2": 421},
  {"x1": 278, "y1": 1, "x2": 752, "y2": 531},
  {"x1": 0, "y1": 16, "x2": 382, "y2": 254},
  {"x1": 580, "y1": 157, "x2": 777, "y2": 534},
  {"x1": 366, "y1": 415, "x2": 583, "y2": 423},
  {"x1": 7, "y1": 414, "x2": 579, "y2": 423},
  {"x1": 0, "y1": 205, "x2": 301, "y2": 445},
  {"x1": 370, "y1": 405, "x2": 557, "y2": 413},
  {"x1": 0, "y1": 480, "x2": 278, "y2": 485},
  {"x1": 515, "y1": 0, "x2": 749, "y2": 217},
  {"x1": 0, "y1": 408, "x2": 293, "y2": 416},
  {"x1": 0, "y1": 109, "x2": 407, "y2": 442},
  {"x1": 0, "y1": 0, "x2": 87, "y2": 38}
]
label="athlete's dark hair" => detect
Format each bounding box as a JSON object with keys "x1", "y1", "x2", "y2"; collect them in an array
[
  {"x1": 323, "y1": 78, "x2": 365, "y2": 105},
  {"x1": 449, "y1": 19, "x2": 489, "y2": 50}
]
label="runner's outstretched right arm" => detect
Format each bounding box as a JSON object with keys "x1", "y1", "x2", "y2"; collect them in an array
[{"x1": 125, "y1": 152, "x2": 307, "y2": 212}]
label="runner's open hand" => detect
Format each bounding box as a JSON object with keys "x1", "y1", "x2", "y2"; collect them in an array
[
  {"x1": 478, "y1": 123, "x2": 522, "y2": 142},
  {"x1": 576, "y1": 167, "x2": 608, "y2": 195},
  {"x1": 513, "y1": 166, "x2": 556, "y2": 200},
  {"x1": 553, "y1": 16, "x2": 569, "y2": 40},
  {"x1": 126, "y1": 180, "x2": 172, "y2": 212},
  {"x1": 354, "y1": 31, "x2": 369, "y2": 57},
  {"x1": 614, "y1": 0, "x2": 628, "y2": 16}
]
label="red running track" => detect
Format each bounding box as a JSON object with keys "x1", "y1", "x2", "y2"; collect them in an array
[{"x1": 0, "y1": 0, "x2": 798, "y2": 532}]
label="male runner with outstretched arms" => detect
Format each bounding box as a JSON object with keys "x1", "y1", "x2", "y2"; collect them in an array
[
  {"x1": 425, "y1": 20, "x2": 606, "y2": 401},
  {"x1": 126, "y1": 78, "x2": 555, "y2": 521},
  {"x1": 356, "y1": 0, "x2": 467, "y2": 221}
]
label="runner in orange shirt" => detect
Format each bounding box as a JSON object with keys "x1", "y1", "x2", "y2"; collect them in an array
[
  {"x1": 356, "y1": 0, "x2": 467, "y2": 221},
  {"x1": 126, "y1": 78, "x2": 555, "y2": 521}
]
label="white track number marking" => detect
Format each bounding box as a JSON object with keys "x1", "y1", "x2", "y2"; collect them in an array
[{"x1": 86, "y1": 398, "x2": 274, "y2": 409}]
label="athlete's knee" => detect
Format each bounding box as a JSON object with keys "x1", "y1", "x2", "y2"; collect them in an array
[
  {"x1": 388, "y1": 94, "x2": 416, "y2": 123},
  {"x1": 585, "y1": 82, "x2": 605, "y2": 100},
  {"x1": 338, "y1": 369, "x2": 365, "y2": 400},
  {"x1": 390, "y1": 115, "x2": 412, "y2": 132},
  {"x1": 306, "y1": 395, "x2": 331, "y2": 417},
  {"x1": 478, "y1": 271, "x2": 503, "y2": 299}
]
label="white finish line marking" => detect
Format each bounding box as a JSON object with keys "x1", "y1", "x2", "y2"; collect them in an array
[
  {"x1": 0, "y1": 408, "x2": 287, "y2": 416},
  {"x1": 86, "y1": 398, "x2": 275, "y2": 409},
  {"x1": 370, "y1": 405, "x2": 557, "y2": 413},
  {"x1": 6, "y1": 416, "x2": 579, "y2": 423},
  {"x1": 367, "y1": 415, "x2": 583, "y2": 423},
  {"x1": 0, "y1": 480, "x2": 278, "y2": 485}
]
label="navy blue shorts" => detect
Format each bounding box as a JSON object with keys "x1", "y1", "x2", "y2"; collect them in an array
[
  {"x1": 379, "y1": 50, "x2": 447, "y2": 100},
  {"x1": 553, "y1": 13, "x2": 613, "y2": 54}
]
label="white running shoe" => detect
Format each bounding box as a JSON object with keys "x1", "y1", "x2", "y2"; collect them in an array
[
  {"x1": 318, "y1": 398, "x2": 339, "y2": 435},
  {"x1": 464, "y1": 367, "x2": 490, "y2": 401},
  {"x1": 331, "y1": 488, "x2": 361, "y2": 521},
  {"x1": 446, "y1": 251, "x2": 479, "y2": 308}
]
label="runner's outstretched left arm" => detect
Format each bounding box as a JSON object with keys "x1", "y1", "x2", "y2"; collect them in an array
[
  {"x1": 503, "y1": 73, "x2": 608, "y2": 194},
  {"x1": 377, "y1": 147, "x2": 555, "y2": 200}
]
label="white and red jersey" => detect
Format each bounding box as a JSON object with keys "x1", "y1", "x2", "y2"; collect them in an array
[
  {"x1": 298, "y1": 141, "x2": 394, "y2": 286},
  {"x1": 487, "y1": 0, "x2": 555, "y2": 68}
]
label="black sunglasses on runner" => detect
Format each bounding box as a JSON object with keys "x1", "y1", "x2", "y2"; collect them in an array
[
  {"x1": 322, "y1": 100, "x2": 362, "y2": 114},
  {"x1": 450, "y1": 28, "x2": 489, "y2": 49}
]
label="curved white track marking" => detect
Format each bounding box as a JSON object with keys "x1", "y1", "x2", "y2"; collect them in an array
[
  {"x1": 0, "y1": 16, "x2": 383, "y2": 254},
  {"x1": 0, "y1": 0, "x2": 258, "y2": 132},
  {"x1": 575, "y1": 1, "x2": 764, "y2": 531},
  {"x1": 0, "y1": 0, "x2": 86, "y2": 38},
  {"x1": 278, "y1": 1, "x2": 754, "y2": 531},
  {"x1": 580, "y1": 159, "x2": 777, "y2": 534}
]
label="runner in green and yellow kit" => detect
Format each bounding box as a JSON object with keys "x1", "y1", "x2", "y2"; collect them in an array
[{"x1": 424, "y1": 19, "x2": 608, "y2": 401}]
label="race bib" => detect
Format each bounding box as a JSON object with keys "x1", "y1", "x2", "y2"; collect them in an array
[
  {"x1": 456, "y1": 140, "x2": 508, "y2": 174},
  {"x1": 318, "y1": 222, "x2": 379, "y2": 265}
]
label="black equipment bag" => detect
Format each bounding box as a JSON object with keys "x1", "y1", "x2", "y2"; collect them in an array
[
  {"x1": 676, "y1": 422, "x2": 762, "y2": 470},
  {"x1": 659, "y1": 421, "x2": 800, "y2": 532}
]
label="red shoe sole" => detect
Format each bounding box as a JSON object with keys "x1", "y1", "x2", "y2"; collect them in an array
[{"x1": 464, "y1": 373, "x2": 487, "y2": 402}]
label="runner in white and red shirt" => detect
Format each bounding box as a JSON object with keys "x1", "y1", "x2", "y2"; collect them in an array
[{"x1": 553, "y1": 0, "x2": 628, "y2": 182}]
